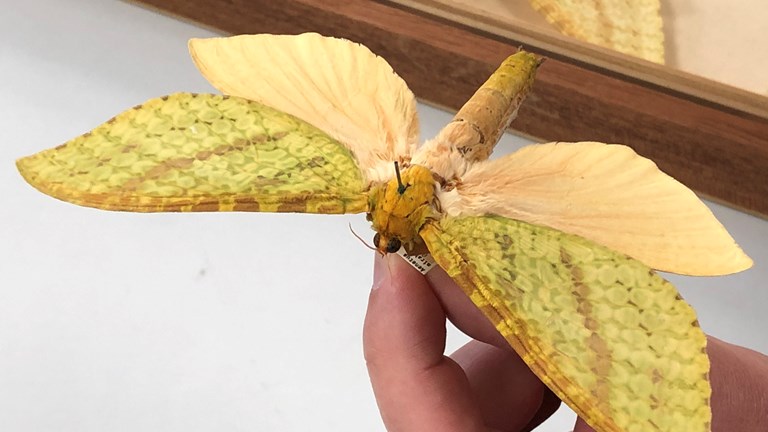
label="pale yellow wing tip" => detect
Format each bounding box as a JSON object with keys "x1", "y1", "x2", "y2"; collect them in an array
[
  {"x1": 16, "y1": 154, "x2": 61, "y2": 204},
  {"x1": 696, "y1": 247, "x2": 753, "y2": 276},
  {"x1": 188, "y1": 37, "x2": 211, "y2": 85},
  {"x1": 17, "y1": 155, "x2": 38, "y2": 189},
  {"x1": 691, "y1": 233, "x2": 754, "y2": 276},
  {"x1": 742, "y1": 255, "x2": 755, "y2": 271},
  {"x1": 720, "y1": 252, "x2": 754, "y2": 275}
]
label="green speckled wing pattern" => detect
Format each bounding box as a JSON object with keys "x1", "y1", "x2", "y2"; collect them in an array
[
  {"x1": 17, "y1": 93, "x2": 369, "y2": 214},
  {"x1": 421, "y1": 215, "x2": 710, "y2": 432}
]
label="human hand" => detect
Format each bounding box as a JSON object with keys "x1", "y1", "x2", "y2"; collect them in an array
[
  {"x1": 363, "y1": 253, "x2": 588, "y2": 431},
  {"x1": 363, "y1": 254, "x2": 768, "y2": 431}
]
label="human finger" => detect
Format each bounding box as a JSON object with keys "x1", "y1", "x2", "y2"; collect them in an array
[
  {"x1": 452, "y1": 340, "x2": 551, "y2": 431},
  {"x1": 573, "y1": 417, "x2": 597, "y2": 432},
  {"x1": 363, "y1": 254, "x2": 486, "y2": 431},
  {"x1": 427, "y1": 267, "x2": 563, "y2": 430},
  {"x1": 707, "y1": 336, "x2": 768, "y2": 431}
]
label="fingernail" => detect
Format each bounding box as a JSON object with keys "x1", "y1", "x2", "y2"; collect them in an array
[{"x1": 372, "y1": 253, "x2": 389, "y2": 291}]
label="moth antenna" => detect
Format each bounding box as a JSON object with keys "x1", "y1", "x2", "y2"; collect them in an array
[
  {"x1": 349, "y1": 223, "x2": 376, "y2": 251},
  {"x1": 394, "y1": 161, "x2": 407, "y2": 194}
]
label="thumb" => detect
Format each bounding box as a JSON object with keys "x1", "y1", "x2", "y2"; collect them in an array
[
  {"x1": 363, "y1": 253, "x2": 486, "y2": 432},
  {"x1": 364, "y1": 253, "x2": 447, "y2": 371}
]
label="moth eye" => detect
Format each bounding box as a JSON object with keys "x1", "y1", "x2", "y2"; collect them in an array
[
  {"x1": 386, "y1": 237, "x2": 401, "y2": 253},
  {"x1": 373, "y1": 233, "x2": 381, "y2": 248},
  {"x1": 365, "y1": 213, "x2": 372, "y2": 221}
]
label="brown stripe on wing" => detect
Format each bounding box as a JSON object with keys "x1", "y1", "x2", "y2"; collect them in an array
[
  {"x1": 118, "y1": 134, "x2": 276, "y2": 193},
  {"x1": 561, "y1": 246, "x2": 613, "y2": 413}
]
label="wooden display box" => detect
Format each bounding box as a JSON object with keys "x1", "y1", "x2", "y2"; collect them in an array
[{"x1": 130, "y1": 0, "x2": 768, "y2": 217}]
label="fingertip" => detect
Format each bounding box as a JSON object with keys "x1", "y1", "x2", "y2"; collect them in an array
[
  {"x1": 372, "y1": 253, "x2": 386, "y2": 290},
  {"x1": 364, "y1": 253, "x2": 446, "y2": 371},
  {"x1": 372, "y1": 252, "x2": 423, "y2": 292}
]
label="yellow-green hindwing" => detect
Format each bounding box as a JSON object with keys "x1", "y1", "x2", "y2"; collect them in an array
[
  {"x1": 421, "y1": 216, "x2": 710, "y2": 432},
  {"x1": 17, "y1": 93, "x2": 368, "y2": 213}
]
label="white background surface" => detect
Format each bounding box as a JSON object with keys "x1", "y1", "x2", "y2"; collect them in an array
[{"x1": 1, "y1": 1, "x2": 766, "y2": 431}]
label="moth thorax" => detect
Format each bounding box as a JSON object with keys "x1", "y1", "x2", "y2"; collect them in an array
[{"x1": 369, "y1": 164, "x2": 437, "y2": 255}]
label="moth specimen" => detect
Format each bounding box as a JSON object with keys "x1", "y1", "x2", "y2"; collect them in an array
[{"x1": 17, "y1": 34, "x2": 752, "y2": 431}]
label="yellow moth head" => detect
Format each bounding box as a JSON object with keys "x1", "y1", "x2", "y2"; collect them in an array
[{"x1": 367, "y1": 163, "x2": 438, "y2": 255}]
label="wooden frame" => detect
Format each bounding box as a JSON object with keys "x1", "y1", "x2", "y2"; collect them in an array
[{"x1": 131, "y1": 0, "x2": 768, "y2": 217}]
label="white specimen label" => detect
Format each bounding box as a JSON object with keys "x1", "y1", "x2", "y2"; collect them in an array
[{"x1": 396, "y1": 248, "x2": 436, "y2": 274}]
